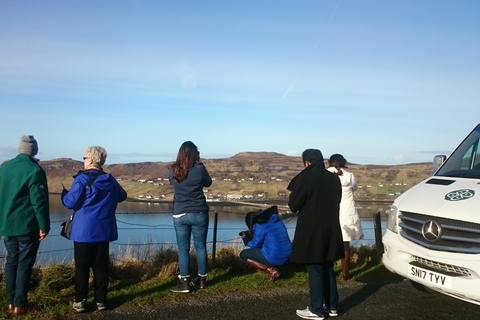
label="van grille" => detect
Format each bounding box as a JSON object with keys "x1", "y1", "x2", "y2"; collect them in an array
[
  {"x1": 399, "y1": 211, "x2": 480, "y2": 254},
  {"x1": 411, "y1": 257, "x2": 471, "y2": 277}
]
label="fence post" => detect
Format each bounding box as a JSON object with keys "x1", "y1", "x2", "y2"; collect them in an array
[
  {"x1": 374, "y1": 212, "x2": 383, "y2": 251},
  {"x1": 212, "y1": 211, "x2": 218, "y2": 264}
]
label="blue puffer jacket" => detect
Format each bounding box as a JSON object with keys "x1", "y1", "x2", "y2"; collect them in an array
[
  {"x1": 247, "y1": 214, "x2": 292, "y2": 266},
  {"x1": 61, "y1": 169, "x2": 127, "y2": 242}
]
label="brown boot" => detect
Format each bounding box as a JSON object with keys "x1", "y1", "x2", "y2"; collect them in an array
[
  {"x1": 246, "y1": 258, "x2": 281, "y2": 282},
  {"x1": 13, "y1": 304, "x2": 41, "y2": 315},
  {"x1": 341, "y1": 250, "x2": 351, "y2": 280},
  {"x1": 265, "y1": 266, "x2": 281, "y2": 282}
]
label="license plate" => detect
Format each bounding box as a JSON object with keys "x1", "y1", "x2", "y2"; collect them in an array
[{"x1": 409, "y1": 265, "x2": 453, "y2": 289}]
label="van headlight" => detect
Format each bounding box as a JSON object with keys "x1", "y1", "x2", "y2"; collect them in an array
[{"x1": 386, "y1": 204, "x2": 398, "y2": 234}]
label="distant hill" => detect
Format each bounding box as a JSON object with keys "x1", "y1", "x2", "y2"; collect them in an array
[{"x1": 39, "y1": 152, "x2": 432, "y2": 202}]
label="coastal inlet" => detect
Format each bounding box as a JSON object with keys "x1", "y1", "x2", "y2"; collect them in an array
[{"x1": 0, "y1": 196, "x2": 389, "y2": 266}]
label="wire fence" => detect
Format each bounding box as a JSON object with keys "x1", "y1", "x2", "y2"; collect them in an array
[{"x1": 0, "y1": 210, "x2": 386, "y2": 266}]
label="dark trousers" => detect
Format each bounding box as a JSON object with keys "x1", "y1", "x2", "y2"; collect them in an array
[
  {"x1": 4, "y1": 234, "x2": 40, "y2": 307},
  {"x1": 240, "y1": 248, "x2": 273, "y2": 266},
  {"x1": 74, "y1": 241, "x2": 109, "y2": 303},
  {"x1": 306, "y1": 261, "x2": 339, "y2": 315}
]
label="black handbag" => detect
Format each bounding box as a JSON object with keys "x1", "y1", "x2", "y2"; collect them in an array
[
  {"x1": 60, "y1": 215, "x2": 73, "y2": 239},
  {"x1": 60, "y1": 171, "x2": 103, "y2": 239}
]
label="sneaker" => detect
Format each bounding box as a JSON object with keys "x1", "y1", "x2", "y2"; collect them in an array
[
  {"x1": 193, "y1": 276, "x2": 207, "y2": 289},
  {"x1": 96, "y1": 302, "x2": 107, "y2": 311},
  {"x1": 170, "y1": 275, "x2": 191, "y2": 293},
  {"x1": 72, "y1": 299, "x2": 86, "y2": 313},
  {"x1": 296, "y1": 306, "x2": 325, "y2": 320},
  {"x1": 323, "y1": 304, "x2": 338, "y2": 317}
]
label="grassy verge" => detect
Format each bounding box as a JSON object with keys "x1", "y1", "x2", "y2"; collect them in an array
[{"x1": 0, "y1": 245, "x2": 385, "y2": 319}]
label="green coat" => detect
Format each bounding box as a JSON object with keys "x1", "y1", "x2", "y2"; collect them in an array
[{"x1": 0, "y1": 154, "x2": 50, "y2": 236}]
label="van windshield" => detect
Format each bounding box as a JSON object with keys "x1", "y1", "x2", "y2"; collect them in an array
[{"x1": 436, "y1": 124, "x2": 480, "y2": 179}]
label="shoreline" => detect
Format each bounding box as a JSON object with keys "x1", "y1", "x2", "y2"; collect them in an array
[{"x1": 49, "y1": 193, "x2": 393, "y2": 208}]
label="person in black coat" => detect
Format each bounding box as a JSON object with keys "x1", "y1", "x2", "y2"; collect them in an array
[{"x1": 288, "y1": 149, "x2": 344, "y2": 320}]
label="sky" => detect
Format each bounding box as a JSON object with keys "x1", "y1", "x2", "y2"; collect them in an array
[{"x1": 1, "y1": 0, "x2": 479, "y2": 165}]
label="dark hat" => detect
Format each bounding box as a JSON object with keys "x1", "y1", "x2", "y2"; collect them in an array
[{"x1": 18, "y1": 135, "x2": 38, "y2": 157}]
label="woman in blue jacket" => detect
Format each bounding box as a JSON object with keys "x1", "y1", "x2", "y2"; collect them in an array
[
  {"x1": 61, "y1": 146, "x2": 127, "y2": 313},
  {"x1": 240, "y1": 206, "x2": 292, "y2": 281}
]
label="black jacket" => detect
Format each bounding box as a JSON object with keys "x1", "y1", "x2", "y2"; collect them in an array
[{"x1": 287, "y1": 162, "x2": 344, "y2": 264}]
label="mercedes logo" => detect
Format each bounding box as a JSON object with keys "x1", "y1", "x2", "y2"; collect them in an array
[{"x1": 422, "y1": 220, "x2": 442, "y2": 242}]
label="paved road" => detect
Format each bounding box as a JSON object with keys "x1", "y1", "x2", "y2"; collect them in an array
[{"x1": 65, "y1": 273, "x2": 480, "y2": 320}]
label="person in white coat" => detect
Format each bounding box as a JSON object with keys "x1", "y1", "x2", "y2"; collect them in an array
[{"x1": 327, "y1": 154, "x2": 363, "y2": 280}]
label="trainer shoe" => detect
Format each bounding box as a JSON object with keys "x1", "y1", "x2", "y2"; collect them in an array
[
  {"x1": 96, "y1": 302, "x2": 107, "y2": 311},
  {"x1": 296, "y1": 306, "x2": 325, "y2": 320},
  {"x1": 72, "y1": 299, "x2": 86, "y2": 313},
  {"x1": 323, "y1": 304, "x2": 338, "y2": 317},
  {"x1": 170, "y1": 275, "x2": 191, "y2": 293}
]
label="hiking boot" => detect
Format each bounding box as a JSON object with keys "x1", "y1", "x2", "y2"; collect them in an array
[
  {"x1": 193, "y1": 276, "x2": 207, "y2": 289},
  {"x1": 296, "y1": 306, "x2": 324, "y2": 319},
  {"x1": 170, "y1": 276, "x2": 191, "y2": 293},
  {"x1": 72, "y1": 299, "x2": 86, "y2": 313}
]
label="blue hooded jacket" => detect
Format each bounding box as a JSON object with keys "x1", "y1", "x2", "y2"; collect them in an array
[
  {"x1": 61, "y1": 169, "x2": 127, "y2": 242},
  {"x1": 247, "y1": 213, "x2": 292, "y2": 266}
]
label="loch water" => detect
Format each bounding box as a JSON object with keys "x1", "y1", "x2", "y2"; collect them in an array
[{"x1": 0, "y1": 195, "x2": 389, "y2": 266}]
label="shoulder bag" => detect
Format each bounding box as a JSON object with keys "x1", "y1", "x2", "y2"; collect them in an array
[{"x1": 61, "y1": 171, "x2": 103, "y2": 239}]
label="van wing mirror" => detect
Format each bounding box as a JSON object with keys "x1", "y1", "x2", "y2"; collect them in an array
[{"x1": 432, "y1": 155, "x2": 447, "y2": 175}]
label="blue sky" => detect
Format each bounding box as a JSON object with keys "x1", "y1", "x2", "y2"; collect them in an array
[{"x1": 1, "y1": 0, "x2": 479, "y2": 165}]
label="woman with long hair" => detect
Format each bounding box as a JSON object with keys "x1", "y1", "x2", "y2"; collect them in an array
[
  {"x1": 168, "y1": 141, "x2": 212, "y2": 293},
  {"x1": 327, "y1": 154, "x2": 363, "y2": 280}
]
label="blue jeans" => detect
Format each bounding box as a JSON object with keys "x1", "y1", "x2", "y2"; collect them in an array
[
  {"x1": 4, "y1": 234, "x2": 40, "y2": 307},
  {"x1": 173, "y1": 212, "x2": 209, "y2": 277},
  {"x1": 306, "y1": 262, "x2": 339, "y2": 315}
]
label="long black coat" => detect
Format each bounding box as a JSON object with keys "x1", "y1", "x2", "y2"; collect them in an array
[{"x1": 287, "y1": 162, "x2": 344, "y2": 264}]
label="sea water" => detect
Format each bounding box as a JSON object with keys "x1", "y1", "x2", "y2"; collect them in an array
[{"x1": 0, "y1": 195, "x2": 388, "y2": 266}]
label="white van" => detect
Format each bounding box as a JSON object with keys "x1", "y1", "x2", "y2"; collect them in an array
[{"x1": 382, "y1": 123, "x2": 480, "y2": 306}]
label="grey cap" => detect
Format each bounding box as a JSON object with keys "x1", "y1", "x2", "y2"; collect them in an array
[{"x1": 18, "y1": 135, "x2": 38, "y2": 156}]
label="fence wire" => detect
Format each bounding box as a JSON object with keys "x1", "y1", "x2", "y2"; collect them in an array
[{"x1": 0, "y1": 211, "x2": 385, "y2": 266}]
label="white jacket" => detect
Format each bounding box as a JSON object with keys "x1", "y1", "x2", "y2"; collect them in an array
[{"x1": 327, "y1": 167, "x2": 364, "y2": 241}]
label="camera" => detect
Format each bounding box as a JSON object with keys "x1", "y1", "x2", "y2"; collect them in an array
[{"x1": 239, "y1": 229, "x2": 253, "y2": 241}]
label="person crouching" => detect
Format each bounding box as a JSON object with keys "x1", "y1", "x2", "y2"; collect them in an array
[{"x1": 239, "y1": 206, "x2": 292, "y2": 281}]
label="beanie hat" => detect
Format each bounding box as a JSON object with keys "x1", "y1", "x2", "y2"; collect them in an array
[{"x1": 18, "y1": 135, "x2": 38, "y2": 156}]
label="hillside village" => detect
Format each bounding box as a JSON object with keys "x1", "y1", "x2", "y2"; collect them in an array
[{"x1": 40, "y1": 152, "x2": 433, "y2": 203}]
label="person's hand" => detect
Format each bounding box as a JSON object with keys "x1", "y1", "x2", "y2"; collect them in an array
[
  {"x1": 239, "y1": 229, "x2": 253, "y2": 241},
  {"x1": 39, "y1": 229, "x2": 47, "y2": 241}
]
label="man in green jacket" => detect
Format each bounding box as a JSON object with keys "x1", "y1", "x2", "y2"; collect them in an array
[{"x1": 0, "y1": 135, "x2": 50, "y2": 315}]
